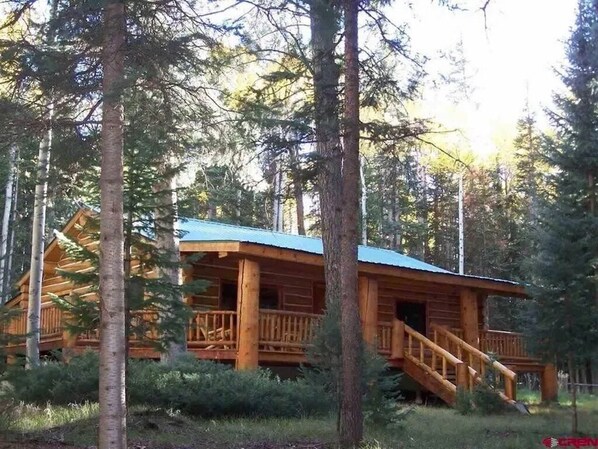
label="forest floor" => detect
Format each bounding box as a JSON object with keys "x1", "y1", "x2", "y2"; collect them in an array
[{"x1": 1, "y1": 391, "x2": 597, "y2": 449}]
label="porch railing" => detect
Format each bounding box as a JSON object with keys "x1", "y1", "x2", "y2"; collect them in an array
[
  {"x1": 188, "y1": 310, "x2": 237, "y2": 350},
  {"x1": 41, "y1": 303, "x2": 63, "y2": 339},
  {"x1": 480, "y1": 329, "x2": 530, "y2": 359},
  {"x1": 4, "y1": 303, "x2": 62, "y2": 347},
  {"x1": 258, "y1": 309, "x2": 320, "y2": 353},
  {"x1": 452, "y1": 327, "x2": 531, "y2": 359}
]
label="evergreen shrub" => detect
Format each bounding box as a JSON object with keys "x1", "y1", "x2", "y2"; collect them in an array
[
  {"x1": 455, "y1": 384, "x2": 509, "y2": 415},
  {"x1": 2, "y1": 352, "x2": 330, "y2": 418}
]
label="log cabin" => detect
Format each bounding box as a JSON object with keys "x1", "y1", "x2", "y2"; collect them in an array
[{"x1": 2, "y1": 208, "x2": 559, "y2": 405}]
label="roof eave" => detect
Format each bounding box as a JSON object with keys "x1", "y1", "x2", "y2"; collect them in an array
[{"x1": 180, "y1": 240, "x2": 527, "y2": 298}]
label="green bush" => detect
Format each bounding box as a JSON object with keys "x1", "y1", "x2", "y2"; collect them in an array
[
  {"x1": 455, "y1": 387, "x2": 474, "y2": 415},
  {"x1": 455, "y1": 384, "x2": 509, "y2": 415},
  {"x1": 2, "y1": 352, "x2": 330, "y2": 419},
  {"x1": 3, "y1": 351, "x2": 99, "y2": 405},
  {"x1": 303, "y1": 302, "x2": 411, "y2": 428},
  {"x1": 471, "y1": 384, "x2": 509, "y2": 415}
]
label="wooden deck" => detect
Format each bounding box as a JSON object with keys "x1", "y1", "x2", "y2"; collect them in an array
[
  {"x1": 4, "y1": 306, "x2": 536, "y2": 360},
  {"x1": 3, "y1": 304, "x2": 554, "y2": 405}
]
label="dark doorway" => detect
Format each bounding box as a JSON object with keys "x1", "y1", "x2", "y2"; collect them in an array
[
  {"x1": 313, "y1": 282, "x2": 326, "y2": 314},
  {"x1": 396, "y1": 301, "x2": 427, "y2": 334},
  {"x1": 221, "y1": 282, "x2": 238, "y2": 311},
  {"x1": 220, "y1": 281, "x2": 281, "y2": 310}
]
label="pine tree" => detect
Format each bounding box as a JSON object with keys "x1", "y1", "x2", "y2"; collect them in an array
[
  {"x1": 339, "y1": 0, "x2": 363, "y2": 444},
  {"x1": 527, "y1": 0, "x2": 598, "y2": 426}
]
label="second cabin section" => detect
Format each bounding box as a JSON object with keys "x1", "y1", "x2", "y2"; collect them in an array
[{"x1": 4, "y1": 210, "x2": 557, "y2": 405}]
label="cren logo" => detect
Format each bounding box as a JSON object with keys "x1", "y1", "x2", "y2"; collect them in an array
[
  {"x1": 544, "y1": 438, "x2": 559, "y2": 448},
  {"x1": 543, "y1": 437, "x2": 598, "y2": 448}
]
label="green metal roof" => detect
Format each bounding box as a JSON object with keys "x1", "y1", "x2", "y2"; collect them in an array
[{"x1": 179, "y1": 218, "x2": 451, "y2": 274}]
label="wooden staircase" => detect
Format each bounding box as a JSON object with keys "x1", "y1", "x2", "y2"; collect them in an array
[{"x1": 389, "y1": 321, "x2": 518, "y2": 406}]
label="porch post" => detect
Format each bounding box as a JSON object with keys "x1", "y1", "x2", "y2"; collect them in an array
[
  {"x1": 541, "y1": 363, "x2": 559, "y2": 402},
  {"x1": 180, "y1": 255, "x2": 194, "y2": 306},
  {"x1": 460, "y1": 288, "x2": 479, "y2": 348},
  {"x1": 236, "y1": 258, "x2": 260, "y2": 370},
  {"x1": 62, "y1": 310, "x2": 77, "y2": 362},
  {"x1": 358, "y1": 276, "x2": 378, "y2": 347},
  {"x1": 391, "y1": 319, "x2": 404, "y2": 359}
]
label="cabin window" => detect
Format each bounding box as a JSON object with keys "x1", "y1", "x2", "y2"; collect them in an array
[
  {"x1": 259, "y1": 286, "x2": 280, "y2": 310},
  {"x1": 221, "y1": 281, "x2": 237, "y2": 311}
]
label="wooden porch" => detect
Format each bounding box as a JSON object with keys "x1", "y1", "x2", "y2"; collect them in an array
[{"x1": 3, "y1": 302, "x2": 556, "y2": 405}]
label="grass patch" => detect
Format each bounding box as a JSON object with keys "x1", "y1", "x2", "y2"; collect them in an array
[
  {"x1": 518, "y1": 388, "x2": 598, "y2": 410},
  {"x1": 0, "y1": 392, "x2": 598, "y2": 449},
  {"x1": 1, "y1": 393, "x2": 596, "y2": 448}
]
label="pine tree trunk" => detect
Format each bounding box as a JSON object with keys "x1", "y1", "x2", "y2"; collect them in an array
[
  {"x1": 391, "y1": 162, "x2": 399, "y2": 250},
  {"x1": 123, "y1": 207, "x2": 133, "y2": 360},
  {"x1": 432, "y1": 190, "x2": 440, "y2": 264},
  {"x1": 155, "y1": 166, "x2": 186, "y2": 363},
  {"x1": 26, "y1": 107, "x2": 53, "y2": 369},
  {"x1": 568, "y1": 355, "x2": 578, "y2": 435},
  {"x1": 310, "y1": 0, "x2": 342, "y2": 311},
  {"x1": 339, "y1": 0, "x2": 363, "y2": 446},
  {"x1": 0, "y1": 144, "x2": 18, "y2": 302},
  {"x1": 588, "y1": 172, "x2": 598, "y2": 306},
  {"x1": 98, "y1": 1, "x2": 127, "y2": 447},
  {"x1": 294, "y1": 180, "x2": 306, "y2": 235}
]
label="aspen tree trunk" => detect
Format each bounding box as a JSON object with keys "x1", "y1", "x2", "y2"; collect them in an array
[
  {"x1": 236, "y1": 190, "x2": 242, "y2": 225},
  {"x1": 155, "y1": 166, "x2": 186, "y2": 363},
  {"x1": 272, "y1": 162, "x2": 283, "y2": 231},
  {"x1": 0, "y1": 144, "x2": 17, "y2": 302},
  {"x1": 290, "y1": 147, "x2": 306, "y2": 235},
  {"x1": 339, "y1": 0, "x2": 363, "y2": 445},
  {"x1": 458, "y1": 172, "x2": 464, "y2": 274},
  {"x1": 359, "y1": 156, "x2": 367, "y2": 245},
  {"x1": 98, "y1": 0, "x2": 127, "y2": 447},
  {"x1": 26, "y1": 107, "x2": 53, "y2": 368},
  {"x1": 25, "y1": 0, "x2": 59, "y2": 369},
  {"x1": 6, "y1": 164, "x2": 19, "y2": 298}
]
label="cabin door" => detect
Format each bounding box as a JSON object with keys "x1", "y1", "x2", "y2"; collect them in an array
[{"x1": 395, "y1": 301, "x2": 427, "y2": 335}]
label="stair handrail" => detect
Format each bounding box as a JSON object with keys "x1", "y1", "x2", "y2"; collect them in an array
[
  {"x1": 404, "y1": 323, "x2": 462, "y2": 366},
  {"x1": 400, "y1": 321, "x2": 468, "y2": 393},
  {"x1": 431, "y1": 323, "x2": 517, "y2": 400}
]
